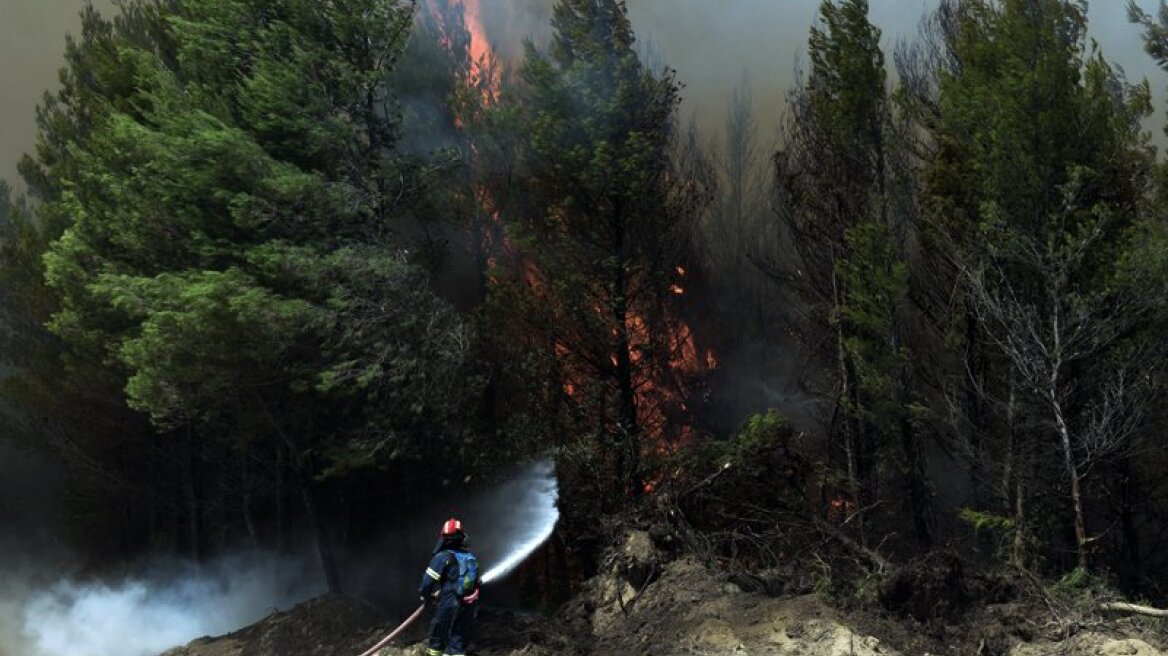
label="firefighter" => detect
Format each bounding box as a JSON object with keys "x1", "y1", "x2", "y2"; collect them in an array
[{"x1": 418, "y1": 518, "x2": 481, "y2": 656}]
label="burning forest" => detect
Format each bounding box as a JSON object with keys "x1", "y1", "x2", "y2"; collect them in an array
[{"x1": 4, "y1": 1, "x2": 1168, "y2": 655}]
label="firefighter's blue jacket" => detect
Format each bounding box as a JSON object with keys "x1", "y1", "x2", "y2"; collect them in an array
[{"x1": 419, "y1": 545, "x2": 479, "y2": 606}]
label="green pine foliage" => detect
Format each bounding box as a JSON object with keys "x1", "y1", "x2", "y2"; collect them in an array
[
  {"x1": 923, "y1": 0, "x2": 1158, "y2": 574},
  {"x1": 504, "y1": 0, "x2": 710, "y2": 500},
  {"x1": 4, "y1": 0, "x2": 479, "y2": 584},
  {"x1": 4, "y1": 0, "x2": 1168, "y2": 602},
  {"x1": 773, "y1": 0, "x2": 932, "y2": 548}
]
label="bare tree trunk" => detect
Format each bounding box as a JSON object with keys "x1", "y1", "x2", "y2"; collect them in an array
[
  {"x1": 275, "y1": 442, "x2": 289, "y2": 554},
  {"x1": 300, "y1": 475, "x2": 342, "y2": 593},
  {"x1": 183, "y1": 424, "x2": 204, "y2": 562},
  {"x1": 241, "y1": 448, "x2": 258, "y2": 547},
  {"x1": 1119, "y1": 458, "x2": 1141, "y2": 590},
  {"x1": 1013, "y1": 480, "x2": 1026, "y2": 568},
  {"x1": 1004, "y1": 377, "x2": 1027, "y2": 568},
  {"x1": 613, "y1": 290, "x2": 640, "y2": 495},
  {"x1": 1051, "y1": 391, "x2": 1089, "y2": 571},
  {"x1": 611, "y1": 211, "x2": 640, "y2": 496},
  {"x1": 900, "y1": 408, "x2": 931, "y2": 546},
  {"x1": 1100, "y1": 602, "x2": 1168, "y2": 617},
  {"x1": 964, "y1": 313, "x2": 988, "y2": 501},
  {"x1": 258, "y1": 393, "x2": 339, "y2": 589},
  {"x1": 832, "y1": 261, "x2": 864, "y2": 545}
]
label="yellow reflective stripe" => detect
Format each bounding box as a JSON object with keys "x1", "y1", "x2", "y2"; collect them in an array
[
  {"x1": 425, "y1": 567, "x2": 441, "y2": 580},
  {"x1": 426, "y1": 649, "x2": 442, "y2": 656}
]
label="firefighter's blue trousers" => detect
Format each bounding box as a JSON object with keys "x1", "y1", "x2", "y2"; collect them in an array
[{"x1": 426, "y1": 599, "x2": 475, "y2": 656}]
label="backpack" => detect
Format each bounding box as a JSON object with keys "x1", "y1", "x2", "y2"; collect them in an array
[{"x1": 450, "y1": 550, "x2": 479, "y2": 596}]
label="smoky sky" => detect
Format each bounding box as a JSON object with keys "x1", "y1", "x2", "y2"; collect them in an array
[
  {"x1": 623, "y1": 0, "x2": 1165, "y2": 137},
  {"x1": 0, "y1": 0, "x2": 117, "y2": 191},
  {"x1": 0, "y1": 0, "x2": 1164, "y2": 190}
]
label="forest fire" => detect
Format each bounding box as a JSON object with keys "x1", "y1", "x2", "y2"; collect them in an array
[
  {"x1": 827, "y1": 495, "x2": 856, "y2": 523},
  {"x1": 553, "y1": 295, "x2": 716, "y2": 452},
  {"x1": 424, "y1": 0, "x2": 499, "y2": 100},
  {"x1": 619, "y1": 305, "x2": 717, "y2": 450},
  {"x1": 462, "y1": 0, "x2": 495, "y2": 83},
  {"x1": 421, "y1": 0, "x2": 717, "y2": 454},
  {"x1": 10, "y1": 3, "x2": 1168, "y2": 654}
]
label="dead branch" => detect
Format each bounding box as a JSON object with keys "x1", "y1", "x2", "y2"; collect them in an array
[
  {"x1": 1099, "y1": 602, "x2": 1168, "y2": 618},
  {"x1": 679, "y1": 461, "x2": 733, "y2": 497},
  {"x1": 809, "y1": 514, "x2": 893, "y2": 573}
]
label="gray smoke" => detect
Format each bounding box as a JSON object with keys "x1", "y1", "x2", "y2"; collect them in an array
[
  {"x1": 4, "y1": 1, "x2": 1160, "y2": 192},
  {"x1": 0, "y1": 551, "x2": 323, "y2": 656}
]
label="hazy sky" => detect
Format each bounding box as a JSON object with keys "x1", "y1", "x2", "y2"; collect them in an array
[
  {"x1": 0, "y1": 0, "x2": 1163, "y2": 191},
  {"x1": 1, "y1": 0, "x2": 116, "y2": 190},
  {"x1": 623, "y1": 0, "x2": 1164, "y2": 141}
]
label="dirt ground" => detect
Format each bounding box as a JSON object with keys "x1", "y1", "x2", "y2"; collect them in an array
[
  {"x1": 159, "y1": 595, "x2": 387, "y2": 656},
  {"x1": 161, "y1": 531, "x2": 1168, "y2": 656}
]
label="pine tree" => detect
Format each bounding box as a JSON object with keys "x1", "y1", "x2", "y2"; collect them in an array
[
  {"x1": 508, "y1": 0, "x2": 710, "y2": 500},
  {"x1": 1, "y1": 2, "x2": 188, "y2": 561},
  {"x1": 21, "y1": 0, "x2": 471, "y2": 589},
  {"x1": 771, "y1": 0, "x2": 930, "y2": 547},
  {"x1": 926, "y1": 0, "x2": 1156, "y2": 572}
]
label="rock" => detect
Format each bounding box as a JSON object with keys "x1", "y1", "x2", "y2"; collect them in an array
[
  {"x1": 616, "y1": 530, "x2": 660, "y2": 587},
  {"x1": 1010, "y1": 632, "x2": 1166, "y2": 656},
  {"x1": 621, "y1": 530, "x2": 656, "y2": 565},
  {"x1": 1099, "y1": 638, "x2": 1163, "y2": 656}
]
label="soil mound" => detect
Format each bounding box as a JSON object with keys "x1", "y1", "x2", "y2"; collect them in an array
[
  {"x1": 563, "y1": 549, "x2": 894, "y2": 656},
  {"x1": 160, "y1": 594, "x2": 386, "y2": 656}
]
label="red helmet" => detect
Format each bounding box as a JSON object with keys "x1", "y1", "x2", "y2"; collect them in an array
[{"x1": 440, "y1": 518, "x2": 463, "y2": 537}]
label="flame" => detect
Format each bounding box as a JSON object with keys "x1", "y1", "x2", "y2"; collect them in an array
[
  {"x1": 463, "y1": 0, "x2": 495, "y2": 87},
  {"x1": 827, "y1": 495, "x2": 856, "y2": 523},
  {"x1": 414, "y1": 1, "x2": 717, "y2": 483},
  {"x1": 551, "y1": 288, "x2": 717, "y2": 453},
  {"x1": 421, "y1": 0, "x2": 501, "y2": 103}
]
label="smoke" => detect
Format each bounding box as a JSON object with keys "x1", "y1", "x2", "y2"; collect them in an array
[
  {"x1": 2, "y1": 552, "x2": 324, "y2": 656},
  {"x1": 0, "y1": 0, "x2": 118, "y2": 190},
  {"x1": 2, "y1": 2, "x2": 1163, "y2": 191}
]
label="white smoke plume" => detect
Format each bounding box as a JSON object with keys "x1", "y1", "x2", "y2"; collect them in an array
[{"x1": 7, "y1": 552, "x2": 324, "y2": 656}]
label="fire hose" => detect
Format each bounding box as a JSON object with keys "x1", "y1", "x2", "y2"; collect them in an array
[{"x1": 356, "y1": 603, "x2": 426, "y2": 656}]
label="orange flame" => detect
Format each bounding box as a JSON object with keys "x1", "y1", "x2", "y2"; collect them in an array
[
  {"x1": 827, "y1": 495, "x2": 856, "y2": 523},
  {"x1": 416, "y1": 1, "x2": 717, "y2": 482},
  {"x1": 463, "y1": 0, "x2": 494, "y2": 78},
  {"x1": 422, "y1": 0, "x2": 501, "y2": 102}
]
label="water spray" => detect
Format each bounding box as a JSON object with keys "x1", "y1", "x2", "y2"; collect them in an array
[
  {"x1": 357, "y1": 460, "x2": 559, "y2": 656},
  {"x1": 480, "y1": 459, "x2": 559, "y2": 584}
]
